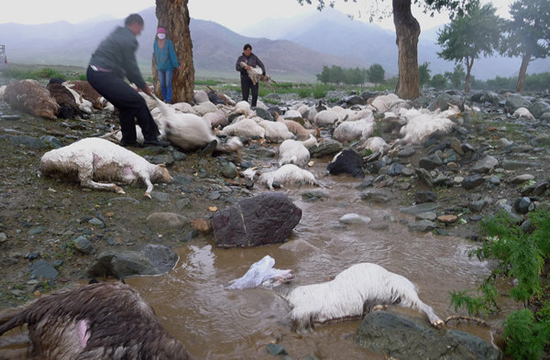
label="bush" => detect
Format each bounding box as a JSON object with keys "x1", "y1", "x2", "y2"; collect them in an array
[
  {"x1": 449, "y1": 210, "x2": 550, "y2": 357},
  {"x1": 312, "y1": 85, "x2": 328, "y2": 99}
]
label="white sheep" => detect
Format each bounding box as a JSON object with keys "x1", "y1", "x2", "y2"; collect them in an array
[
  {"x1": 333, "y1": 117, "x2": 375, "y2": 144},
  {"x1": 39, "y1": 138, "x2": 173, "y2": 198},
  {"x1": 282, "y1": 263, "x2": 443, "y2": 332},
  {"x1": 65, "y1": 86, "x2": 93, "y2": 114},
  {"x1": 258, "y1": 119, "x2": 295, "y2": 143},
  {"x1": 398, "y1": 104, "x2": 460, "y2": 145},
  {"x1": 357, "y1": 136, "x2": 390, "y2": 155},
  {"x1": 153, "y1": 96, "x2": 242, "y2": 155},
  {"x1": 278, "y1": 134, "x2": 317, "y2": 168},
  {"x1": 240, "y1": 61, "x2": 263, "y2": 85},
  {"x1": 313, "y1": 109, "x2": 347, "y2": 127},
  {"x1": 219, "y1": 117, "x2": 265, "y2": 138},
  {"x1": 258, "y1": 164, "x2": 318, "y2": 190},
  {"x1": 275, "y1": 112, "x2": 319, "y2": 140},
  {"x1": 512, "y1": 107, "x2": 535, "y2": 120}
]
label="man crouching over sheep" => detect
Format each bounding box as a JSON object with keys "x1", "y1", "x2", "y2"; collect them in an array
[
  {"x1": 0, "y1": 282, "x2": 191, "y2": 360},
  {"x1": 40, "y1": 138, "x2": 172, "y2": 198}
]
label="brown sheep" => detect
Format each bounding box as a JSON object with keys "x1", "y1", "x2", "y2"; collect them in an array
[
  {"x1": 46, "y1": 81, "x2": 81, "y2": 119},
  {"x1": 64, "y1": 80, "x2": 103, "y2": 110},
  {"x1": 0, "y1": 282, "x2": 191, "y2": 360},
  {"x1": 4, "y1": 79, "x2": 59, "y2": 119}
]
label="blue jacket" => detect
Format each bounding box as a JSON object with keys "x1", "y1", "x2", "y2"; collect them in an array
[
  {"x1": 154, "y1": 39, "x2": 179, "y2": 71},
  {"x1": 89, "y1": 26, "x2": 146, "y2": 90}
]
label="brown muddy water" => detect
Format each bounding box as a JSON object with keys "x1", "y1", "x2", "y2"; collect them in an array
[{"x1": 126, "y1": 173, "x2": 503, "y2": 360}]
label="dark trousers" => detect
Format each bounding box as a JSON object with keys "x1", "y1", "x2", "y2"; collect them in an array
[
  {"x1": 87, "y1": 66, "x2": 160, "y2": 144},
  {"x1": 241, "y1": 76, "x2": 259, "y2": 107}
]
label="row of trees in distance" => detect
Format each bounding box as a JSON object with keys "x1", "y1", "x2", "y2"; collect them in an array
[{"x1": 316, "y1": 64, "x2": 385, "y2": 85}]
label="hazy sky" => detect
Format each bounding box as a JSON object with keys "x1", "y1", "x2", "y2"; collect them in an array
[{"x1": 0, "y1": 0, "x2": 514, "y2": 31}]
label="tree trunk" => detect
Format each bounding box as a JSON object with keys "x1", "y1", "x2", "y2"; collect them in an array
[
  {"x1": 515, "y1": 53, "x2": 530, "y2": 93},
  {"x1": 464, "y1": 57, "x2": 474, "y2": 93},
  {"x1": 154, "y1": 0, "x2": 194, "y2": 104},
  {"x1": 393, "y1": 0, "x2": 420, "y2": 100}
]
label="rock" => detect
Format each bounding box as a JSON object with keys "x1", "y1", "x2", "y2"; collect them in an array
[
  {"x1": 514, "y1": 197, "x2": 532, "y2": 214},
  {"x1": 418, "y1": 154, "x2": 443, "y2": 170},
  {"x1": 462, "y1": 174, "x2": 484, "y2": 190},
  {"x1": 471, "y1": 155, "x2": 499, "y2": 174},
  {"x1": 359, "y1": 189, "x2": 393, "y2": 203},
  {"x1": 191, "y1": 218, "x2": 211, "y2": 233},
  {"x1": 408, "y1": 220, "x2": 437, "y2": 232},
  {"x1": 220, "y1": 162, "x2": 238, "y2": 179},
  {"x1": 254, "y1": 107, "x2": 273, "y2": 121},
  {"x1": 150, "y1": 192, "x2": 171, "y2": 202},
  {"x1": 0, "y1": 232, "x2": 7, "y2": 243},
  {"x1": 279, "y1": 239, "x2": 319, "y2": 253},
  {"x1": 301, "y1": 189, "x2": 330, "y2": 202},
  {"x1": 211, "y1": 192, "x2": 302, "y2": 248},
  {"x1": 266, "y1": 343, "x2": 287, "y2": 356},
  {"x1": 415, "y1": 191, "x2": 437, "y2": 203},
  {"x1": 501, "y1": 159, "x2": 538, "y2": 170},
  {"x1": 355, "y1": 312, "x2": 502, "y2": 360},
  {"x1": 339, "y1": 213, "x2": 372, "y2": 225},
  {"x1": 40, "y1": 135, "x2": 63, "y2": 149},
  {"x1": 505, "y1": 94, "x2": 531, "y2": 113},
  {"x1": 510, "y1": 174, "x2": 535, "y2": 184},
  {"x1": 146, "y1": 212, "x2": 188, "y2": 230},
  {"x1": 72, "y1": 235, "x2": 94, "y2": 254},
  {"x1": 387, "y1": 163, "x2": 405, "y2": 176},
  {"x1": 3, "y1": 134, "x2": 48, "y2": 149},
  {"x1": 309, "y1": 139, "x2": 343, "y2": 158},
  {"x1": 88, "y1": 217, "x2": 105, "y2": 228},
  {"x1": 87, "y1": 244, "x2": 178, "y2": 278},
  {"x1": 438, "y1": 214, "x2": 458, "y2": 223},
  {"x1": 29, "y1": 259, "x2": 59, "y2": 280},
  {"x1": 399, "y1": 202, "x2": 439, "y2": 216},
  {"x1": 415, "y1": 167, "x2": 434, "y2": 187},
  {"x1": 397, "y1": 146, "x2": 416, "y2": 158}
]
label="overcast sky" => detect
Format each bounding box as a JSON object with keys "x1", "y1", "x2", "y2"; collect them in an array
[{"x1": 0, "y1": 0, "x2": 514, "y2": 32}]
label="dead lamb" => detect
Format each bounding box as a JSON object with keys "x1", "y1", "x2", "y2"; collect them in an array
[
  {"x1": 281, "y1": 263, "x2": 443, "y2": 332},
  {"x1": 253, "y1": 164, "x2": 318, "y2": 190},
  {"x1": 39, "y1": 137, "x2": 172, "y2": 198},
  {"x1": 0, "y1": 282, "x2": 191, "y2": 360}
]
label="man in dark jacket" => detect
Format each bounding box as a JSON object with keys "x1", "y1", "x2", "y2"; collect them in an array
[
  {"x1": 235, "y1": 44, "x2": 266, "y2": 107},
  {"x1": 87, "y1": 13, "x2": 168, "y2": 147}
]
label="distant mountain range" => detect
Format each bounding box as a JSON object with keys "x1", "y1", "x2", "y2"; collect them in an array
[{"x1": 0, "y1": 6, "x2": 548, "y2": 82}]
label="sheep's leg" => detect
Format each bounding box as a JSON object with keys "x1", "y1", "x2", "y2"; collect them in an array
[
  {"x1": 78, "y1": 164, "x2": 124, "y2": 194},
  {"x1": 135, "y1": 170, "x2": 154, "y2": 199}
]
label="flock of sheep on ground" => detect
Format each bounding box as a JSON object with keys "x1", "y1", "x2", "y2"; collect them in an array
[{"x1": 0, "y1": 77, "x2": 479, "y2": 358}]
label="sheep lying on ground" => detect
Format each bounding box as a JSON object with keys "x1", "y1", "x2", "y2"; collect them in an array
[
  {"x1": 46, "y1": 81, "x2": 81, "y2": 119},
  {"x1": 398, "y1": 104, "x2": 459, "y2": 145},
  {"x1": 333, "y1": 117, "x2": 375, "y2": 144},
  {"x1": 64, "y1": 87, "x2": 93, "y2": 114},
  {"x1": 39, "y1": 138, "x2": 172, "y2": 198},
  {"x1": 256, "y1": 164, "x2": 318, "y2": 190},
  {"x1": 512, "y1": 107, "x2": 535, "y2": 120},
  {"x1": 0, "y1": 282, "x2": 191, "y2": 360},
  {"x1": 327, "y1": 149, "x2": 365, "y2": 178},
  {"x1": 153, "y1": 96, "x2": 242, "y2": 156},
  {"x1": 4, "y1": 79, "x2": 59, "y2": 119},
  {"x1": 275, "y1": 112, "x2": 319, "y2": 140},
  {"x1": 218, "y1": 117, "x2": 265, "y2": 138},
  {"x1": 258, "y1": 119, "x2": 295, "y2": 143},
  {"x1": 278, "y1": 134, "x2": 317, "y2": 168},
  {"x1": 63, "y1": 80, "x2": 104, "y2": 110},
  {"x1": 281, "y1": 263, "x2": 443, "y2": 332}
]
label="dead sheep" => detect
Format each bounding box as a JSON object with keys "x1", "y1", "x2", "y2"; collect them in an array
[
  {"x1": 0, "y1": 282, "x2": 191, "y2": 360},
  {"x1": 281, "y1": 263, "x2": 443, "y2": 332},
  {"x1": 257, "y1": 119, "x2": 295, "y2": 143},
  {"x1": 218, "y1": 117, "x2": 266, "y2": 139},
  {"x1": 254, "y1": 164, "x2": 319, "y2": 190},
  {"x1": 63, "y1": 80, "x2": 104, "y2": 110},
  {"x1": 275, "y1": 112, "x2": 319, "y2": 140},
  {"x1": 278, "y1": 134, "x2": 317, "y2": 168},
  {"x1": 327, "y1": 149, "x2": 365, "y2": 178},
  {"x1": 46, "y1": 81, "x2": 81, "y2": 119},
  {"x1": 333, "y1": 117, "x2": 375, "y2": 144},
  {"x1": 39, "y1": 137, "x2": 172, "y2": 198},
  {"x1": 4, "y1": 79, "x2": 59, "y2": 119},
  {"x1": 398, "y1": 105, "x2": 459, "y2": 145}
]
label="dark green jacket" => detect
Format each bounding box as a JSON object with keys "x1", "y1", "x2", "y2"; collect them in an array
[{"x1": 89, "y1": 26, "x2": 146, "y2": 90}]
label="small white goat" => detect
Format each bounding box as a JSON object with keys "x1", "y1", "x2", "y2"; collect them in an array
[
  {"x1": 39, "y1": 138, "x2": 172, "y2": 198},
  {"x1": 257, "y1": 164, "x2": 318, "y2": 190},
  {"x1": 333, "y1": 117, "x2": 375, "y2": 144},
  {"x1": 282, "y1": 263, "x2": 443, "y2": 332},
  {"x1": 278, "y1": 135, "x2": 317, "y2": 168}
]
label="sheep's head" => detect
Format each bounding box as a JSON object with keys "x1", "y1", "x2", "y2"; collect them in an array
[{"x1": 154, "y1": 163, "x2": 173, "y2": 184}]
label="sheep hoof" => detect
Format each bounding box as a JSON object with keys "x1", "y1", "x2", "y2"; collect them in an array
[
  {"x1": 433, "y1": 319, "x2": 444, "y2": 328},
  {"x1": 144, "y1": 192, "x2": 152, "y2": 200},
  {"x1": 115, "y1": 186, "x2": 125, "y2": 194},
  {"x1": 372, "y1": 305, "x2": 386, "y2": 312}
]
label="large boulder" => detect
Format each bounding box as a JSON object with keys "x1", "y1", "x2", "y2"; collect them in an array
[
  {"x1": 87, "y1": 244, "x2": 179, "y2": 279},
  {"x1": 355, "y1": 312, "x2": 502, "y2": 360},
  {"x1": 211, "y1": 192, "x2": 302, "y2": 248}
]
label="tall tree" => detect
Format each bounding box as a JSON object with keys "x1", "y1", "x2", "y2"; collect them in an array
[
  {"x1": 367, "y1": 63, "x2": 385, "y2": 84},
  {"x1": 437, "y1": 0, "x2": 503, "y2": 93},
  {"x1": 154, "y1": 0, "x2": 194, "y2": 104},
  {"x1": 501, "y1": 0, "x2": 550, "y2": 93},
  {"x1": 297, "y1": 0, "x2": 471, "y2": 100}
]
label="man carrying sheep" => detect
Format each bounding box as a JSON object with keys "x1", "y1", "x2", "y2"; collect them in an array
[
  {"x1": 87, "y1": 13, "x2": 169, "y2": 148},
  {"x1": 235, "y1": 43, "x2": 266, "y2": 107}
]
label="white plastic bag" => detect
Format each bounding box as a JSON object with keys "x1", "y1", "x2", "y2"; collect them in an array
[{"x1": 228, "y1": 255, "x2": 292, "y2": 290}]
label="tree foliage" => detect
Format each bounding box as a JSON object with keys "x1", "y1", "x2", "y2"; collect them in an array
[
  {"x1": 418, "y1": 62, "x2": 431, "y2": 89},
  {"x1": 501, "y1": 0, "x2": 550, "y2": 92},
  {"x1": 437, "y1": 0, "x2": 503, "y2": 92},
  {"x1": 316, "y1": 64, "x2": 378, "y2": 85},
  {"x1": 444, "y1": 63, "x2": 465, "y2": 89},
  {"x1": 366, "y1": 63, "x2": 385, "y2": 83}
]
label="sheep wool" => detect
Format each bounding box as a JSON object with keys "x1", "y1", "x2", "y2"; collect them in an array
[
  {"x1": 258, "y1": 164, "x2": 318, "y2": 190},
  {"x1": 4, "y1": 79, "x2": 59, "y2": 120},
  {"x1": 39, "y1": 138, "x2": 172, "y2": 198}
]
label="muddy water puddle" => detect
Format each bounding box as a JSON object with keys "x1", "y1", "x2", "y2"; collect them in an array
[{"x1": 128, "y1": 171, "x2": 499, "y2": 359}]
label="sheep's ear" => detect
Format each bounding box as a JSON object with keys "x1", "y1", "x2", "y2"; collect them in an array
[{"x1": 158, "y1": 163, "x2": 167, "y2": 168}]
